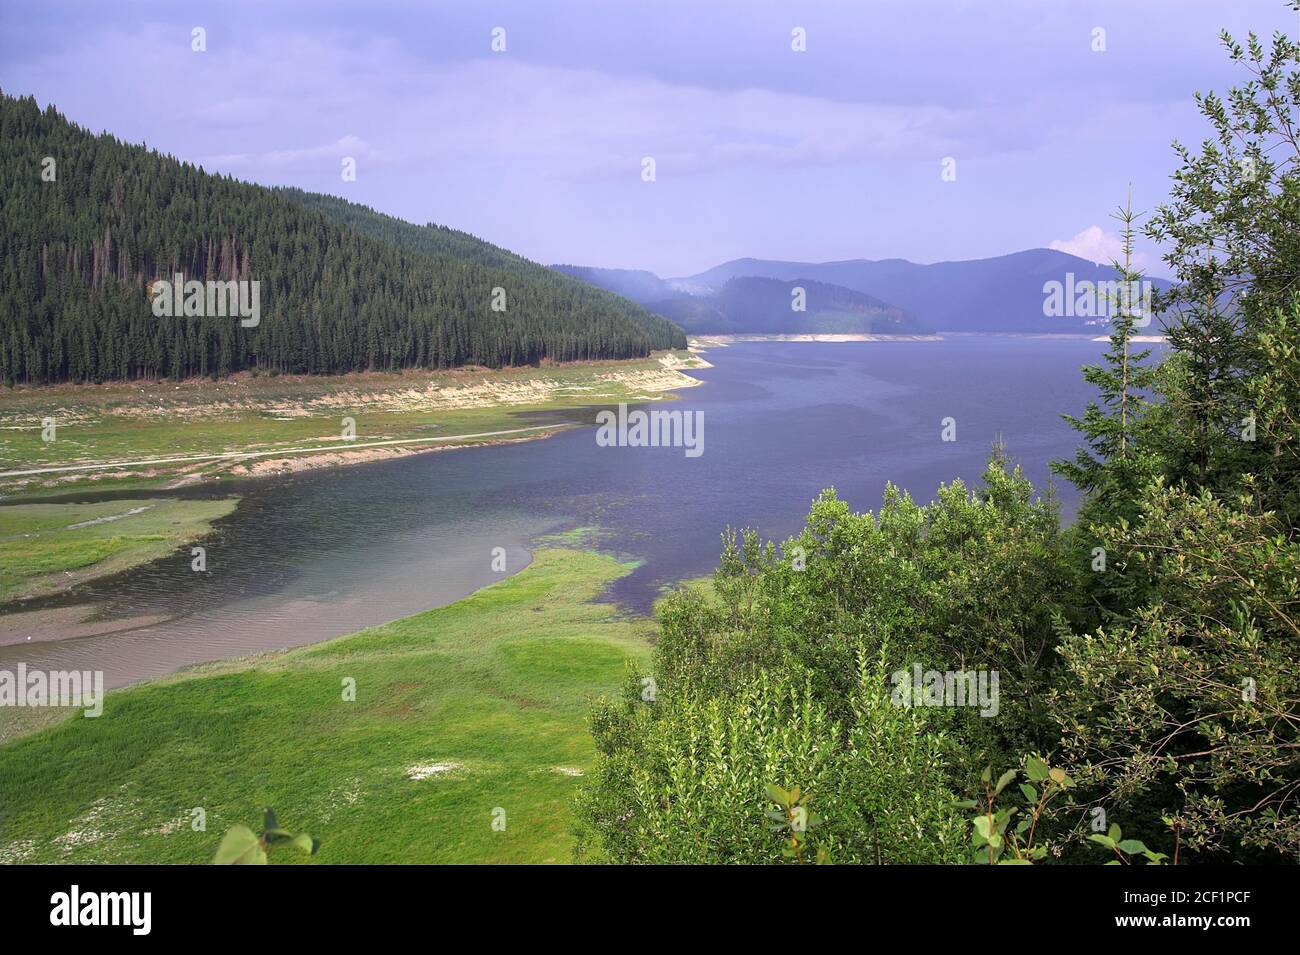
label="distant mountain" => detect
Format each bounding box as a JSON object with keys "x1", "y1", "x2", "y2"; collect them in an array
[
  {"x1": 0, "y1": 92, "x2": 684, "y2": 385},
  {"x1": 551, "y1": 264, "x2": 927, "y2": 335},
  {"x1": 673, "y1": 250, "x2": 1174, "y2": 333},
  {"x1": 644, "y1": 277, "x2": 927, "y2": 335},
  {"x1": 551, "y1": 265, "x2": 678, "y2": 305}
]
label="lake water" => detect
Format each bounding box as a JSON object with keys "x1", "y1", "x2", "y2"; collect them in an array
[{"x1": 0, "y1": 336, "x2": 1112, "y2": 689}]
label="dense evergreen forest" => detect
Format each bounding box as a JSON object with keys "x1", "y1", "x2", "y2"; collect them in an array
[
  {"x1": 281, "y1": 188, "x2": 684, "y2": 351},
  {"x1": 0, "y1": 92, "x2": 685, "y2": 384}
]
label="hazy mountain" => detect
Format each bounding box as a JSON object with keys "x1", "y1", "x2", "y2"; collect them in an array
[
  {"x1": 643, "y1": 277, "x2": 927, "y2": 335},
  {"x1": 673, "y1": 250, "x2": 1174, "y2": 333},
  {"x1": 551, "y1": 265, "x2": 679, "y2": 304}
]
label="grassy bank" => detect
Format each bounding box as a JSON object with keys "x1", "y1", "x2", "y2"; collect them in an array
[
  {"x1": 0, "y1": 548, "x2": 653, "y2": 863},
  {"x1": 0, "y1": 497, "x2": 238, "y2": 602},
  {"x1": 0, "y1": 351, "x2": 707, "y2": 497}
]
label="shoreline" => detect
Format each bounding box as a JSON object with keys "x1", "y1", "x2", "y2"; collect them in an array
[
  {"x1": 0, "y1": 497, "x2": 240, "y2": 611},
  {"x1": 0, "y1": 350, "x2": 712, "y2": 651},
  {"x1": 0, "y1": 350, "x2": 711, "y2": 497},
  {"x1": 690, "y1": 331, "x2": 1168, "y2": 345},
  {"x1": 0, "y1": 548, "x2": 656, "y2": 863},
  {"x1": 689, "y1": 333, "x2": 941, "y2": 345}
]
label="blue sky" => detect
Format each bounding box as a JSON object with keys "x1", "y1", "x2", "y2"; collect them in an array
[{"x1": 2, "y1": 0, "x2": 1296, "y2": 276}]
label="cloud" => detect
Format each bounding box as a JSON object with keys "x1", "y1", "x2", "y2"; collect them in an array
[
  {"x1": 1049, "y1": 225, "x2": 1167, "y2": 276},
  {"x1": 1050, "y1": 226, "x2": 1123, "y2": 265},
  {"x1": 0, "y1": 5, "x2": 1225, "y2": 273},
  {"x1": 203, "y1": 135, "x2": 379, "y2": 170},
  {"x1": 0, "y1": 24, "x2": 1048, "y2": 186}
]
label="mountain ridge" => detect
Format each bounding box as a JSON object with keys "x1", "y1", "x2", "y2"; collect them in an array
[
  {"x1": 555, "y1": 249, "x2": 1174, "y2": 334},
  {"x1": 643, "y1": 276, "x2": 928, "y2": 336}
]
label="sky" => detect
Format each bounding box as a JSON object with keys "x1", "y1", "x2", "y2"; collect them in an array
[{"x1": 2, "y1": 0, "x2": 1297, "y2": 277}]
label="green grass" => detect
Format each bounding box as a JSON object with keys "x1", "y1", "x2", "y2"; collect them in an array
[
  {"x1": 0, "y1": 498, "x2": 239, "y2": 601},
  {"x1": 0, "y1": 548, "x2": 653, "y2": 863}
]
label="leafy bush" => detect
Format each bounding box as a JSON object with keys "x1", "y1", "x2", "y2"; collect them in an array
[
  {"x1": 656, "y1": 451, "x2": 1076, "y2": 772},
  {"x1": 1053, "y1": 481, "x2": 1300, "y2": 858},
  {"x1": 573, "y1": 658, "x2": 965, "y2": 864}
]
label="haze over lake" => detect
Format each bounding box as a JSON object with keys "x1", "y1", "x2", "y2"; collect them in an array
[{"x1": 0, "y1": 336, "x2": 1115, "y2": 689}]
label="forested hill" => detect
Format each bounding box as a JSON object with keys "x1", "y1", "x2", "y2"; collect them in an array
[
  {"x1": 282, "y1": 189, "x2": 683, "y2": 353},
  {"x1": 0, "y1": 92, "x2": 685, "y2": 384}
]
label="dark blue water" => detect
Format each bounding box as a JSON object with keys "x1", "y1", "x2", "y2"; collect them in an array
[{"x1": 1, "y1": 336, "x2": 1111, "y2": 688}]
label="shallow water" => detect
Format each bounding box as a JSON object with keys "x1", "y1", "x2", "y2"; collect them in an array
[{"x1": 0, "y1": 336, "x2": 1114, "y2": 689}]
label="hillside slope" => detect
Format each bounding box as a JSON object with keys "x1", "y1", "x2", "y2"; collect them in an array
[
  {"x1": 287, "y1": 192, "x2": 684, "y2": 352},
  {"x1": 0, "y1": 92, "x2": 684, "y2": 385}
]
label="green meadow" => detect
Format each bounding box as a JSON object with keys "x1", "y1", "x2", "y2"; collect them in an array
[{"x1": 0, "y1": 549, "x2": 653, "y2": 864}]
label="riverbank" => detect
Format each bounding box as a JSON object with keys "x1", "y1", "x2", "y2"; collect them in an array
[
  {"x1": 0, "y1": 548, "x2": 654, "y2": 862},
  {"x1": 0, "y1": 350, "x2": 709, "y2": 498},
  {"x1": 0, "y1": 497, "x2": 239, "y2": 605}
]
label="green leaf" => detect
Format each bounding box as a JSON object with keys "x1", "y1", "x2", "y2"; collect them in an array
[
  {"x1": 1117, "y1": 839, "x2": 1148, "y2": 855},
  {"x1": 290, "y1": 833, "x2": 317, "y2": 855},
  {"x1": 764, "y1": 784, "x2": 790, "y2": 806},
  {"x1": 994, "y1": 769, "x2": 1018, "y2": 796},
  {"x1": 213, "y1": 825, "x2": 266, "y2": 865},
  {"x1": 1087, "y1": 834, "x2": 1116, "y2": 849},
  {"x1": 1025, "y1": 756, "x2": 1050, "y2": 782},
  {"x1": 263, "y1": 827, "x2": 296, "y2": 846},
  {"x1": 1018, "y1": 783, "x2": 1039, "y2": 804}
]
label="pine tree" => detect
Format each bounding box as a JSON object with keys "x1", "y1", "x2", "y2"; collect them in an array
[{"x1": 1053, "y1": 189, "x2": 1161, "y2": 527}]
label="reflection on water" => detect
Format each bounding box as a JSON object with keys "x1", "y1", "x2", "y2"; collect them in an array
[{"x1": 1, "y1": 337, "x2": 1111, "y2": 689}]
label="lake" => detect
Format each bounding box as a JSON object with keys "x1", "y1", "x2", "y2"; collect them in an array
[{"x1": 0, "y1": 336, "x2": 1115, "y2": 689}]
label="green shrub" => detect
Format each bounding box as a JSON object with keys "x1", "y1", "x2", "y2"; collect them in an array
[{"x1": 573, "y1": 657, "x2": 965, "y2": 864}]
